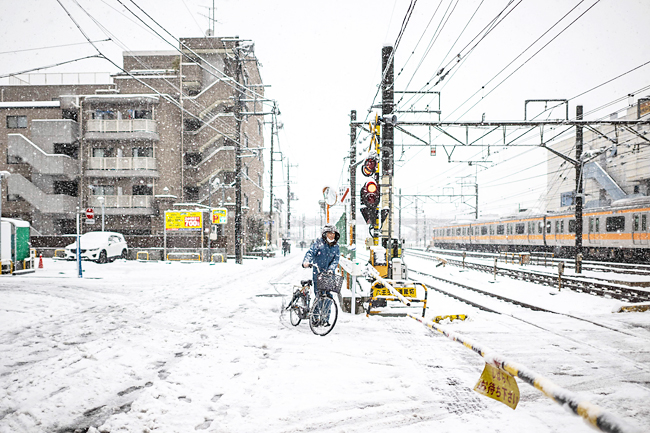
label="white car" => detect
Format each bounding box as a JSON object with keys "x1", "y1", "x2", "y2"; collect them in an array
[{"x1": 65, "y1": 232, "x2": 128, "y2": 263}]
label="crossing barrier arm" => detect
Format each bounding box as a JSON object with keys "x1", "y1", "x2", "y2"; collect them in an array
[{"x1": 408, "y1": 314, "x2": 641, "y2": 433}]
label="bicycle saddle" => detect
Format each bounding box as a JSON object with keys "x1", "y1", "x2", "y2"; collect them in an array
[{"x1": 300, "y1": 280, "x2": 313, "y2": 287}]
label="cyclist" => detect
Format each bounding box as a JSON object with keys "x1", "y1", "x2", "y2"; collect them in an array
[{"x1": 302, "y1": 224, "x2": 340, "y2": 324}]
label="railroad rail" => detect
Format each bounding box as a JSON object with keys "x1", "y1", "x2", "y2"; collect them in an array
[
  {"x1": 413, "y1": 248, "x2": 650, "y2": 276},
  {"x1": 406, "y1": 250, "x2": 650, "y2": 302}
]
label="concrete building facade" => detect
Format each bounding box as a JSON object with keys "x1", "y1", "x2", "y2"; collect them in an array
[
  {"x1": 0, "y1": 36, "x2": 268, "y2": 256},
  {"x1": 546, "y1": 99, "x2": 650, "y2": 213}
]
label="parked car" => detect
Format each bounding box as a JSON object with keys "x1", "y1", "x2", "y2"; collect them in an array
[{"x1": 65, "y1": 232, "x2": 128, "y2": 263}]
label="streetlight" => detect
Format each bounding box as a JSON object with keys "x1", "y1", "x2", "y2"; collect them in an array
[
  {"x1": 97, "y1": 196, "x2": 105, "y2": 231},
  {"x1": 0, "y1": 171, "x2": 10, "y2": 273}
]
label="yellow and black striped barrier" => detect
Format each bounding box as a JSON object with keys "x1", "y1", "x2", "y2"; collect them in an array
[{"x1": 408, "y1": 314, "x2": 641, "y2": 433}]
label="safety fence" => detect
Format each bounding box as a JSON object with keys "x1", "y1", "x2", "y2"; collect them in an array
[{"x1": 408, "y1": 314, "x2": 641, "y2": 433}]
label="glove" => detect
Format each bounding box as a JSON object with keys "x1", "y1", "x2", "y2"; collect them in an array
[{"x1": 302, "y1": 262, "x2": 312, "y2": 268}]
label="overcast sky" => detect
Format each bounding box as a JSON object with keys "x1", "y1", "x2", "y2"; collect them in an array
[{"x1": 2, "y1": 0, "x2": 650, "y2": 234}]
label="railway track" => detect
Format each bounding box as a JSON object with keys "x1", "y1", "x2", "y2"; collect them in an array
[
  {"x1": 406, "y1": 250, "x2": 650, "y2": 302},
  {"x1": 414, "y1": 248, "x2": 650, "y2": 276}
]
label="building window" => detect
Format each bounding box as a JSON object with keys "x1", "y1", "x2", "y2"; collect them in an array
[
  {"x1": 90, "y1": 185, "x2": 115, "y2": 196},
  {"x1": 258, "y1": 200, "x2": 261, "y2": 212},
  {"x1": 93, "y1": 148, "x2": 113, "y2": 157},
  {"x1": 560, "y1": 191, "x2": 574, "y2": 207},
  {"x1": 606, "y1": 216, "x2": 625, "y2": 232},
  {"x1": 244, "y1": 194, "x2": 249, "y2": 208},
  {"x1": 258, "y1": 174, "x2": 262, "y2": 186},
  {"x1": 133, "y1": 185, "x2": 153, "y2": 195},
  {"x1": 6, "y1": 115, "x2": 27, "y2": 129},
  {"x1": 133, "y1": 147, "x2": 153, "y2": 157}
]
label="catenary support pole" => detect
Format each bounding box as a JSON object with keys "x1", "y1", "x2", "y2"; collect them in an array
[
  {"x1": 575, "y1": 105, "x2": 583, "y2": 273},
  {"x1": 381, "y1": 45, "x2": 395, "y2": 276},
  {"x1": 350, "y1": 110, "x2": 356, "y2": 259}
]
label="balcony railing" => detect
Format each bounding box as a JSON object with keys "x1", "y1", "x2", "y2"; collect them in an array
[
  {"x1": 88, "y1": 195, "x2": 152, "y2": 208},
  {"x1": 86, "y1": 119, "x2": 157, "y2": 134},
  {"x1": 89, "y1": 157, "x2": 157, "y2": 171}
]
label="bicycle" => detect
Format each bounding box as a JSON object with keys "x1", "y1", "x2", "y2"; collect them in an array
[{"x1": 285, "y1": 264, "x2": 341, "y2": 336}]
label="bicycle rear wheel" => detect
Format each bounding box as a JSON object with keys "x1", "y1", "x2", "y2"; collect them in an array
[
  {"x1": 309, "y1": 295, "x2": 338, "y2": 336},
  {"x1": 289, "y1": 293, "x2": 307, "y2": 326}
]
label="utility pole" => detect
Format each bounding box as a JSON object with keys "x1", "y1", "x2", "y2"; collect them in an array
[
  {"x1": 234, "y1": 43, "x2": 244, "y2": 264},
  {"x1": 268, "y1": 106, "x2": 275, "y2": 249},
  {"x1": 350, "y1": 110, "x2": 356, "y2": 258},
  {"x1": 575, "y1": 105, "x2": 583, "y2": 273},
  {"x1": 381, "y1": 46, "x2": 395, "y2": 273}
]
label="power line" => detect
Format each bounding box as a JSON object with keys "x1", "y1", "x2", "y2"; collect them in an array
[{"x1": 0, "y1": 39, "x2": 111, "y2": 55}]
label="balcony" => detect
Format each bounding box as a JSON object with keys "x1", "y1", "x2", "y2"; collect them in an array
[
  {"x1": 88, "y1": 195, "x2": 153, "y2": 215},
  {"x1": 85, "y1": 119, "x2": 159, "y2": 141},
  {"x1": 86, "y1": 157, "x2": 159, "y2": 178}
]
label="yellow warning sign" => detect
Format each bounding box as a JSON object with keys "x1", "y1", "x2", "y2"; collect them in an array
[{"x1": 474, "y1": 363, "x2": 520, "y2": 410}]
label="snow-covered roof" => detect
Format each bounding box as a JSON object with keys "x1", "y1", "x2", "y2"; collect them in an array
[{"x1": 0, "y1": 101, "x2": 60, "y2": 108}]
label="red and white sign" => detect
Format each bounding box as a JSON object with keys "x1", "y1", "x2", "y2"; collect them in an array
[{"x1": 85, "y1": 208, "x2": 94, "y2": 219}]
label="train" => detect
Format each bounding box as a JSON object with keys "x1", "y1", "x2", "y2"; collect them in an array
[{"x1": 432, "y1": 197, "x2": 650, "y2": 262}]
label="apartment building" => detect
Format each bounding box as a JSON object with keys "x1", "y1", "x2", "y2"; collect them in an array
[{"x1": 0, "y1": 36, "x2": 267, "y2": 255}]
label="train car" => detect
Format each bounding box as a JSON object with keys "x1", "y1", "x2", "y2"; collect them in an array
[{"x1": 432, "y1": 197, "x2": 650, "y2": 262}]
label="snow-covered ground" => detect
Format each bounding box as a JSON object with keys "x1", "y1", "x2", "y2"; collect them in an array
[{"x1": 1, "y1": 251, "x2": 649, "y2": 433}]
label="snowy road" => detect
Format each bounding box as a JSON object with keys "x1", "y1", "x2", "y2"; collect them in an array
[{"x1": 1, "y1": 252, "x2": 648, "y2": 432}]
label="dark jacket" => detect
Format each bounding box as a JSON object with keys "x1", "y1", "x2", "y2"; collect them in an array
[{"x1": 303, "y1": 228, "x2": 340, "y2": 291}]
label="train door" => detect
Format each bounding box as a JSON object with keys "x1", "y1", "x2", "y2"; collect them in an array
[{"x1": 632, "y1": 213, "x2": 648, "y2": 245}]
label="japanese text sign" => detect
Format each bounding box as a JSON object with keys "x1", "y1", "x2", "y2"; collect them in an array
[
  {"x1": 474, "y1": 363, "x2": 520, "y2": 410},
  {"x1": 212, "y1": 208, "x2": 227, "y2": 224},
  {"x1": 165, "y1": 211, "x2": 203, "y2": 231}
]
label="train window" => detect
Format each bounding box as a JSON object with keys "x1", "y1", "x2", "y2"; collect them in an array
[
  {"x1": 555, "y1": 220, "x2": 559, "y2": 233},
  {"x1": 634, "y1": 214, "x2": 639, "y2": 231},
  {"x1": 446, "y1": 228, "x2": 451, "y2": 236},
  {"x1": 456, "y1": 228, "x2": 461, "y2": 235},
  {"x1": 538, "y1": 221, "x2": 544, "y2": 234},
  {"x1": 516, "y1": 223, "x2": 525, "y2": 234},
  {"x1": 643, "y1": 215, "x2": 647, "y2": 231},
  {"x1": 527, "y1": 222, "x2": 532, "y2": 233},
  {"x1": 595, "y1": 218, "x2": 600, "y2": 232},
  {"x1": 568, "y1": 219, "x2": 576, "y2": 233},
  {"x1": 490, "y1": 225, "x2": 495, "y2": 235},
  {"x1": 481, "y1": 226, "x2": 488, "y2": 235},
  {"x1": 589, "y1": 218, "x2": 594, "y2": 233},
  {"x1": 497, "y1": 225, "x2": 504, "y2": 235},
  {"x1": 546, "y1": 221, "x2": 551, "y2": 233},
  {"x1": 561, "y1": 220, "x2": 565, "y2": 233},
  {"x1": 606, "y1": 216, "x2": 625, "y2": 232}
]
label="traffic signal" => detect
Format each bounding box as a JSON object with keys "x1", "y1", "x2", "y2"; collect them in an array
[
  {"x1": 360, "y1": 180, "x2": 379, "y2": 208},
  {"x1": 361, "y1": 157, "x2": 378, "y2": 177}
]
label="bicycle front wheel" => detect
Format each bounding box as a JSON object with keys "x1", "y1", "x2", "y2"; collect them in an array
[
  {"x1": 289, "y1": 293, "x2": 307, "y2": 326},
  {"x1": 309, "y1": 295, "x2": 338, "y2": 336}
]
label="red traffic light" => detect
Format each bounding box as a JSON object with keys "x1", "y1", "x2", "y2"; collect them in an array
[
  {"x1": 360, "y1": 180, "x2": 379, "y2": 208},
  {"x1": 361, "y1": 157, "x2": 378, "y2": 177}
]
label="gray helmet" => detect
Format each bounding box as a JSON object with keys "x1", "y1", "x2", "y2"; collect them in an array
[{"x1": 321, "y1": 224, "x2": 340, "y2": 243}]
